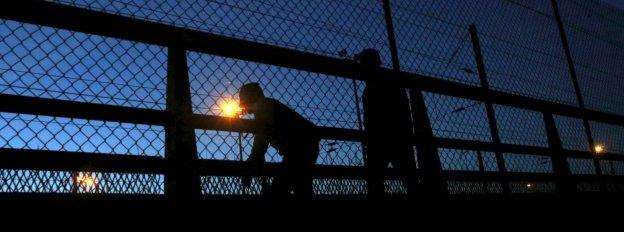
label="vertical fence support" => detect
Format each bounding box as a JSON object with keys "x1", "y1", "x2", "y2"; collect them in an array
[
  {"x1": 382, "y1": 0, "x2": 401, "y2": 70},
  {"x1": 410, "y1": 91, "x2": 448, "y2": 198},
  {"x1": 476, "y1": 150, "x2": 490, "y2": 194},
  {"x1": 165, "y1": 46, "x2": 202, "y2": 204},
  {"x1": 382, "y1": 0, "x2": 447, "y2": 198},
  {"x1": 543, "y1": 112, "x2": 575, "y2": 196},
  {"x1": 550, "y1": 0, "x2": 604, "y2": 189},
  {"x1": 468, "y1": 24, "x2": 510, "y2": 195}
]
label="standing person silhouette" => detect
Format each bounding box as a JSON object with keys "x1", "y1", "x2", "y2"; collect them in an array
[
  {"x1": 357, "y1": 49, "x2": 418, "y2": 199},
  {"x1": 239, "y1": 83, "x2": 319, "y2": 199}
]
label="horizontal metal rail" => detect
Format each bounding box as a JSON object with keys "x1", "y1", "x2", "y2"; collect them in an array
[
  {"x1": 0, "y1": 1, "x2": 622, "y2": 127},
  {"x1": 0, "y1": 0, "x2": 622, "y2": 201}
]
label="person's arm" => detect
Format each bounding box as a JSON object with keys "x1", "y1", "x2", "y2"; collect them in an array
[
  {"x1": 248, "y1": 101, "x2": 272, "y2": 165},
  {"x1": 242, "y1": 102, "x2": 272, "y2": 188},
  {"x1": 248, "y1": 128, "x2": 269, "y2": 166}
]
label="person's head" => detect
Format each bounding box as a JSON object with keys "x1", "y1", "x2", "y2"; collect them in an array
[
  {"x1": 355, "y1": 49, "x2": 381, "y2": 81},
  {"x1": 355, "y1": 49, "x2": 381, "y2": 69},
  {"x1": 239, "y1": 82, "x2": 265, "y2": 113}
]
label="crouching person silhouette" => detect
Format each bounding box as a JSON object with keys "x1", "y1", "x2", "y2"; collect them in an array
[{"x1": 239, "y1": 83, "x2": 319, "y2": 200}]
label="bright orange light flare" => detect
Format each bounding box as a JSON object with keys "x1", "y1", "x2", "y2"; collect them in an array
[
  {"x1": 594, "y1": 144, "x2": 606, "y2": 154},
  {"x1": 76, "y1": 173, "x2": 97, "y2": 190},
  {"x1": 219, "y1": 99, "x2": 242, "y2": 118}
]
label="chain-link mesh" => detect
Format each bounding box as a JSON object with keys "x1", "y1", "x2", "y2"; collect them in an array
[
  {"x1": 605, "y1": 182, "x2": 624, "y2": 193},
  {"x1": 201, "y1": 176, "x2": 271, "y2": 195},
  {"x1": 476, "y1": 0, "x2": 577, "y2": 106},
  {"x1": 613, "y1": 161, "x2": 624, "y2": 175},
  {"x1": 577, "y1": 182, "x2": 601, "y2": 192},
  {"x1": 318, "y1": 140, "x2": 363, "y2": 166},
  {"x1": 0, "y1": 170, "x2": 164, "y2": 194},
  {"x1": 447, "y1": 181, "x2": 503, "y2": 195},
  {"x1": 195, "y1": 130, "x2": 280, "y2": 162},
  {"x1": 51, "y1": 0, "x2": 393, "y2": 67},
  {"x1": 601, "y1": 160, "x2": 624, "y2": 176},
  {"x1": 424, "y1": 92, "x2": 492, "y2": 141},
  {"x1": 590, "y1": 121, "x2": 624, "y2": 155},
  {"x1": 314, "y1": 179, "x2": 367, "y2": 195},
  {"x1": 188, "y1": 52, "x2": 364, "y2": 130},
  {"x1": 188, "y1": 51, "x2": 365, "y2": 166},
  {"x1": 553, "y1": 115, "x2": 590, "y2": 151},
  {"x1": 200, "y1": 176, "x2": 368, "y2": 196},
  {"x1": 383, "y1": 180, "x2": 408, "y2": 195},
  {"x1": 601, "y1": 160, "x2": 613, "y2": 175},
  {"x1": 195, "y1": 129, "x2": 363, "y2": 166},
  {"x1": 559, "y1": 0, "x2": 624, "y2": 115},
  {"x1": 494, "y1": 105, "x2": 549, "y2": 147},
  {"x1": 390, "y1": 0, "x2": 578, "y2": 107},
  {"x1": 567, "y1": 158, "x2": 596, "y2": 175},
  {"x1": 0, "y1": 9, "x2": 168, "y2": 195},
  {"x1": 0, "y1": 113, "x2": 164, "y2": 156},
  {"x1": 509, "y1": 181, "x2": 556, "y2": 194},
  {"x1": 390, "y1": 0, "x2": 479, "y2": 85},
  {"x1": 438, "y1": 149, "x2": 498, "y2": 172},
  {"x1": 0, "y1": 0, "x2": 623, "y2": 198},
  {"x1": 0, "y1": 20, "x2": 167, "y2": 109},
  {"x1": 503, "y1": 153, "x2": 553, "y2": 173}
]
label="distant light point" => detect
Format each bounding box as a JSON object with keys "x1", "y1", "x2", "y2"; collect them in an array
[
  {"x1": 594, "y1": 144, "x2": 606, "y2": 155},
  {"x1": 76, "y1": 172, "x2": 97, "y2": 191}
]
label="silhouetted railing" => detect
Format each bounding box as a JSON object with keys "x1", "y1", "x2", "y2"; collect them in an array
[{"x1": 0, "y1": 0, "x2": 623, "y2": 204}]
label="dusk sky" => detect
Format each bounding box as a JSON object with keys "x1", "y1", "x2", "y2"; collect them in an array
[{"x1": 0, "y1": 0, "x2": 622, "y2": 194}]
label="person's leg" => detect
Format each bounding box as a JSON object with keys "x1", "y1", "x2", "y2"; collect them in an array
[
  {"x1": 291, "y1": 143, "x2": 318, "y2": 200},
  {"x1": 266, "y1": 160, "x2": 291, "y2": 199},
  {"x1": 291, "y1": 164, "x2": 313, "y2": 200},
  {"x1": 366, "y1": 145, "x2": 386, "y2": 199},
  {"x1": 392, "y1": 143, "x2": 419, "y2": 197}
]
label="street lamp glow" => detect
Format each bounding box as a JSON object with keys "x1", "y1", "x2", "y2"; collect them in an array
[
  {"x1": 526, "y1": 183, "x2": 533, "y2": 189},
  {"x1": 219, "y1": 99, "x2": 242, "y2": 118},
  {"x1": 76, "y1": 173, "x2": 97, "y2": 190},
  {"x1": 594, "y1": 144, "x2": 606, "y2": 154}
]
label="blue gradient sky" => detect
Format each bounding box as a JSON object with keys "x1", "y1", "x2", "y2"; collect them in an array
[{"x1": 0, "y1": 0, "x2": 622, "y2": 193}]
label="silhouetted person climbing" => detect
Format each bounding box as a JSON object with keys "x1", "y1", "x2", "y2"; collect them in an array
[
  {"x1": 358, "y1": 49, "x2": 418, "y2": 199},
  {"x1": 239, "y1": 83, "x2": 319, "y2": 199}
]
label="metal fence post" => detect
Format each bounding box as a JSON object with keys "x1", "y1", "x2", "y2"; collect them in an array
[
  {"x1": 543, "y1": 112, "x2": 575, "y2": 196},
  {"x1": 468, "y1": 24, "x2": 511, "y2": 195},
  {"x1": 382, "y1": 0, "x2": 447, "y2": 198},
  {"x1": 476, "y1": 151, "x2": 489, "y2": 194},
  {"x1": 549, "y1": 0, "x2": 604, "y2": 189},
  {"x1": 165, "y1": 46, "x2": 202, "y2": 204}
]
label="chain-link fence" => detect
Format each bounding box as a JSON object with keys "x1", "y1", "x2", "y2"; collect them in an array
[{"x1": 0, "y1": 0, "x2": 623, "y2": 201}]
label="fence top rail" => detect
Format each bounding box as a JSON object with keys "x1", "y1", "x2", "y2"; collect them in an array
[{"x1": 2, "y1": 1, "x2": 623, "y2": 127}]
